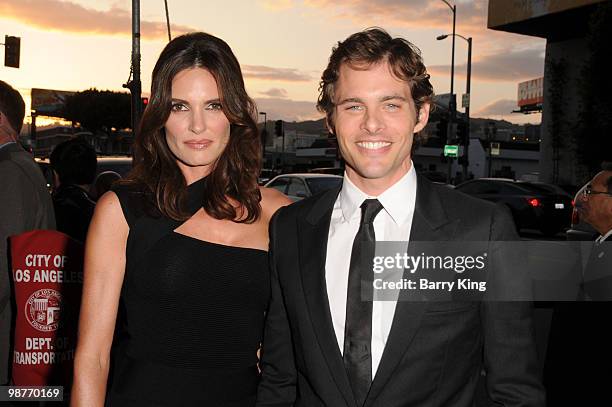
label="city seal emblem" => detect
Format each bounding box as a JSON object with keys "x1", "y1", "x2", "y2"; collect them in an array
[{"x1": 25, "y1": 289, "x2": 62, "y2": 332}]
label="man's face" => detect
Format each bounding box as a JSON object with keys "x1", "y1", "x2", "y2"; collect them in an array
[
  {"x1": 0, "y1": 112, "x2": 18, "y2": 144},
  {"x1": 578, "y1": 170, "x2": 612, "y2": 235},
  {"x1": 330, "y1": 60, "x2": 429, "y2": 193}
]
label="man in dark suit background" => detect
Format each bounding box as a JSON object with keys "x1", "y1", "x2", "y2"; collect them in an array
[
  {"x1": 0, "y1": 80, "x2": 56, "y2": 384},
  {"x1": 579, "y1": 162, "x2": 612, "y2": 299},
  {"x1": 544, "y1": 163, "x2": 612, "y2": 405},
  {"x1": 256, "y1": 28, "x2": 544, "y2": 407}
]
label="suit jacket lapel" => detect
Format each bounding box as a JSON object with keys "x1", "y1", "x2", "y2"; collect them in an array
[
  {"x1": 298, "y1": 185, "x2": 357, "y2": 407},
  {"x1": 365, "y1": 175, "x2": 459, "y2": 406}
]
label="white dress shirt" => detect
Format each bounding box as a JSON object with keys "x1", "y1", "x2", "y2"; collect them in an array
[
  {"x1": 596, "y1": 229, "x2": 612, "y2": 244},
  {"x1": 325, "y1": 164, "x2": 417, "y2": 379}
]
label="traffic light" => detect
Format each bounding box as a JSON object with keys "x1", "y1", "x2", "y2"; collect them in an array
[
  {"x1": 274, "y1": 120, "x2": 283, "y2": 138},
  {"x1": 457, "y1": 121, "x2": 468, "y2": 145},
  {"x1": 141, "y1": 97, "x2": 149, "y2": 111},
  {"x1": 4, "y1": 36, "x2": 20, "y2": 68},
  {"x1": 436, "y1": 118, "x2": 448, "y2": 143}
]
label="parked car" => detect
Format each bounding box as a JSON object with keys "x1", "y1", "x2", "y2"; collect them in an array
[
  {"x1": 265, "y1": 173, "x2": 343, "y2": 202},
  {"x1": 258, "y1": 168, "x2": 278, "y2": 185},
  {"x1": 96, "y1": 156, "x2": 132, "y2": 177},
  {"x1": 308, "y1": 167, "x2": 344, "y2": 176},
  {"x1": 455, "y1": 178, "x2": 573, "y2": 236},
  {"x1": 419, "y1": 170, "x2": 447, "y2": 183},
  {"x1": 35, "y1": 158, "x2": 54, "y2": 192},
  {"x1": 36, "y1": 156, "x2": 132, "y2": 192},
  {"x1": 566, "y1": 181, "x2": 599, "y2": 241}
]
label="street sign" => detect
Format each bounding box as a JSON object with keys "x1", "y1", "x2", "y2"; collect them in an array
[
  {"x1": 462, "y1": 93, "x2": 470, "y2": 108},
  {"x1": 444, "y1": 144, "x2": 459, "y2": 158},
  {"x1": 490, "y1": 142, "x2": 500, "y2": 156}
]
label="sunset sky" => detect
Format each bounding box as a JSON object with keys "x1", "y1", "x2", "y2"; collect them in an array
[{"x1": 1, "y1": 0, "x2": 545, "y2": 127}]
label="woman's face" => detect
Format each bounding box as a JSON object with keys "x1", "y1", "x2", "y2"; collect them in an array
[{"x1": 164, "y1": 67, "x2": 231, "y2": 184}]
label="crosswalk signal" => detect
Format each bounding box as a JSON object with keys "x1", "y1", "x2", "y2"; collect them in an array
[
  {"x1": 4, "y1": 36, "x2": 20, "y2": 68},
  {"x1": 457, "y1": 121, "x2": 468, "y2": 145},
  {"x1": 274, "y1": 120, "x2": 283, "y2": 138},
  {"x1": 436, "y1": 118, "x2": 448, "y2": 144}
]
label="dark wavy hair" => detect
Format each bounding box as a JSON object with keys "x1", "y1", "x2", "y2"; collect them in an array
[
  {"x1": 0, "y1": 80, "x2": 25, "y2": 134},
  {"x1": 317, "y1": 27, "x2": 434, "y2": 146},
  {"x1": 124, "y1": 32, "x2": 262, "y2": 223},
  {"x1": 50, "y1": 138, "x2": 97, "y2": 185}
]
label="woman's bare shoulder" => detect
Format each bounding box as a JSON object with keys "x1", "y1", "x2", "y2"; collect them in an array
[{"x1": 91, "y1": 191, "x2": 129, "y2": 231}]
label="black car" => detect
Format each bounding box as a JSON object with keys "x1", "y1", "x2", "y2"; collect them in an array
[{"x1": 455, "y1": 178, "x2": 573, "y2": 236}]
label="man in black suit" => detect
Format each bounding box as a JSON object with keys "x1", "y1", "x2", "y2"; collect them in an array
[
  {"x1": 256, "y1": 28, "x2": 544, "y2": 407},
  {"x1": 544, "y1": 164, "x2": 612, "y2": 405},
  {"x1": 579, "y1": 163, "x2": 612, "y2": 299}
]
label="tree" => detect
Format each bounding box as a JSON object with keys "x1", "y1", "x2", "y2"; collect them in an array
[{"x1": 63, "y1": 89, "x2": 131, "y2": 132}]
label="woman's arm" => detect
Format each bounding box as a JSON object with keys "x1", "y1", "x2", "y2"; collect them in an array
[{"x1": 71, "y1": 191, "x2": 128, "y2": 406}]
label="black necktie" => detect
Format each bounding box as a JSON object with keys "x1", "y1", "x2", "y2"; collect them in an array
[{"x1": 343, "y1": 198, "x2": 384, "y2": 406}]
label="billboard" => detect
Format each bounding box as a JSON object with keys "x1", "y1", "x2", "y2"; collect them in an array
[
  {"x1": 518, "y1": 77, "x2": 543, "y2": 108},
  {"x1": 31, "y1": 88, "x2": 75, "y2": 118}
]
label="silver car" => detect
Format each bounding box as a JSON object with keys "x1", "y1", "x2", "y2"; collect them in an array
[{"x1": 265, "y1": 173, "x2": 343, "y2": 202}]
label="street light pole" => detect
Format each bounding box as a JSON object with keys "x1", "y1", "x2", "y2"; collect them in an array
[
  {"x1": 123, "y1": 0, "x2": 142, "y2": 140},
  {"x1": 437, "y1": 32, "x2": 472, "y2": 180},
  {"x1": 464, "y1": 37, "x2": 472, "y2": 180},
  {"x1": 450, "y1": 4, "x2": 456, "y2": 120},
  {"x1": 439, "y1": 0, "x2": 456, "y2": 183}
]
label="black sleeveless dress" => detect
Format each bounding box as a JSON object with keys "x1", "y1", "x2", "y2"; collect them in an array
[{"x1": 106, "y1": 178, "x2": 270, "y2": 406}]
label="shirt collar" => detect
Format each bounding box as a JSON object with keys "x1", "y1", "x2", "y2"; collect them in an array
[
  {"x1": 0, "y1": 141, "x2": 16, "y2": 151},
  {"x1": 339, "y1": 163, "x2": 417, "y2": 225},
  {"x1": 596, "y1": 229, "x2": 612, "y2": 244}
]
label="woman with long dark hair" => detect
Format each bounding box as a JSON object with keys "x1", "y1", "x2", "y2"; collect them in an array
[{"x1": 71, "y1": 32, "x2": 290, "y2": 406}]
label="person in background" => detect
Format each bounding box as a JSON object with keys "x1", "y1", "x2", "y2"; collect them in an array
[
  {"x1": 578, "y1": 162, "x2": 612, "y2": 245},
  {"x1": 71, "y1": 32, "x2": 290, "y2": 406},
  {"x1": 0, "y1": 80, "x2": 56, "y2": 385},
  {"x1": 545, "y1": 162, "x2": 612, "y2": 405},
  {"x1": 50, "y1": 138, "x2": 97, "y2": 242}
]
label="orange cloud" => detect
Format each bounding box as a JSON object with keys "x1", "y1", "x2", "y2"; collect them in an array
[
  {"x1": 258, "y1": 0, "x2": 294, "y2": 11},
  {"x1": 302, "y1": 0, "x2": 487, "y2": 34},
  {"x1": 243, "y1": 65, "x2": 312, "y2": 82},
  {"x1": 254, "y1": 97, "x2": 321, "y2": 122},
  {"x1": 300, "y1": 0, "x2": 544, "y2": 60},
  {"x1": 0, "y1": 0, "x2": 196, "y2": 39},
  {"x1": 428, "y1": 47, "x2": 544, "y2": 82},
  {"x1": 473, "y1": 98, "x2": 518, "y2": 116},
  {"x1": 260, "y1": 88, "x2": 289, "y2": 98}
]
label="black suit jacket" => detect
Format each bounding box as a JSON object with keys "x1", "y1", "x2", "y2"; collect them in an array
[
  {"x1": 544, "y1": 237, "x2": 612, "y2": 405},
  {"x1": 0, "y1": 143, "x2": 56, "y2": 384},
  {"x1": 257, "y1": 175, "x2": 545, "y2": 407}
]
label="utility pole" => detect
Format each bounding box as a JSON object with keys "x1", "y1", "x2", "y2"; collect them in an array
[
  {"x1": 463, "y1": 37, "x2": 472, "y2": 180},
  {"x1": 123, "y1": 0, "x2": 142, "y2": 140},
  {"x1": 437, "y1": 31, "x2": 472, "y2": 181},
  {"x1": 438, "y1": 0, "x2": 457, "y2": 183}
]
